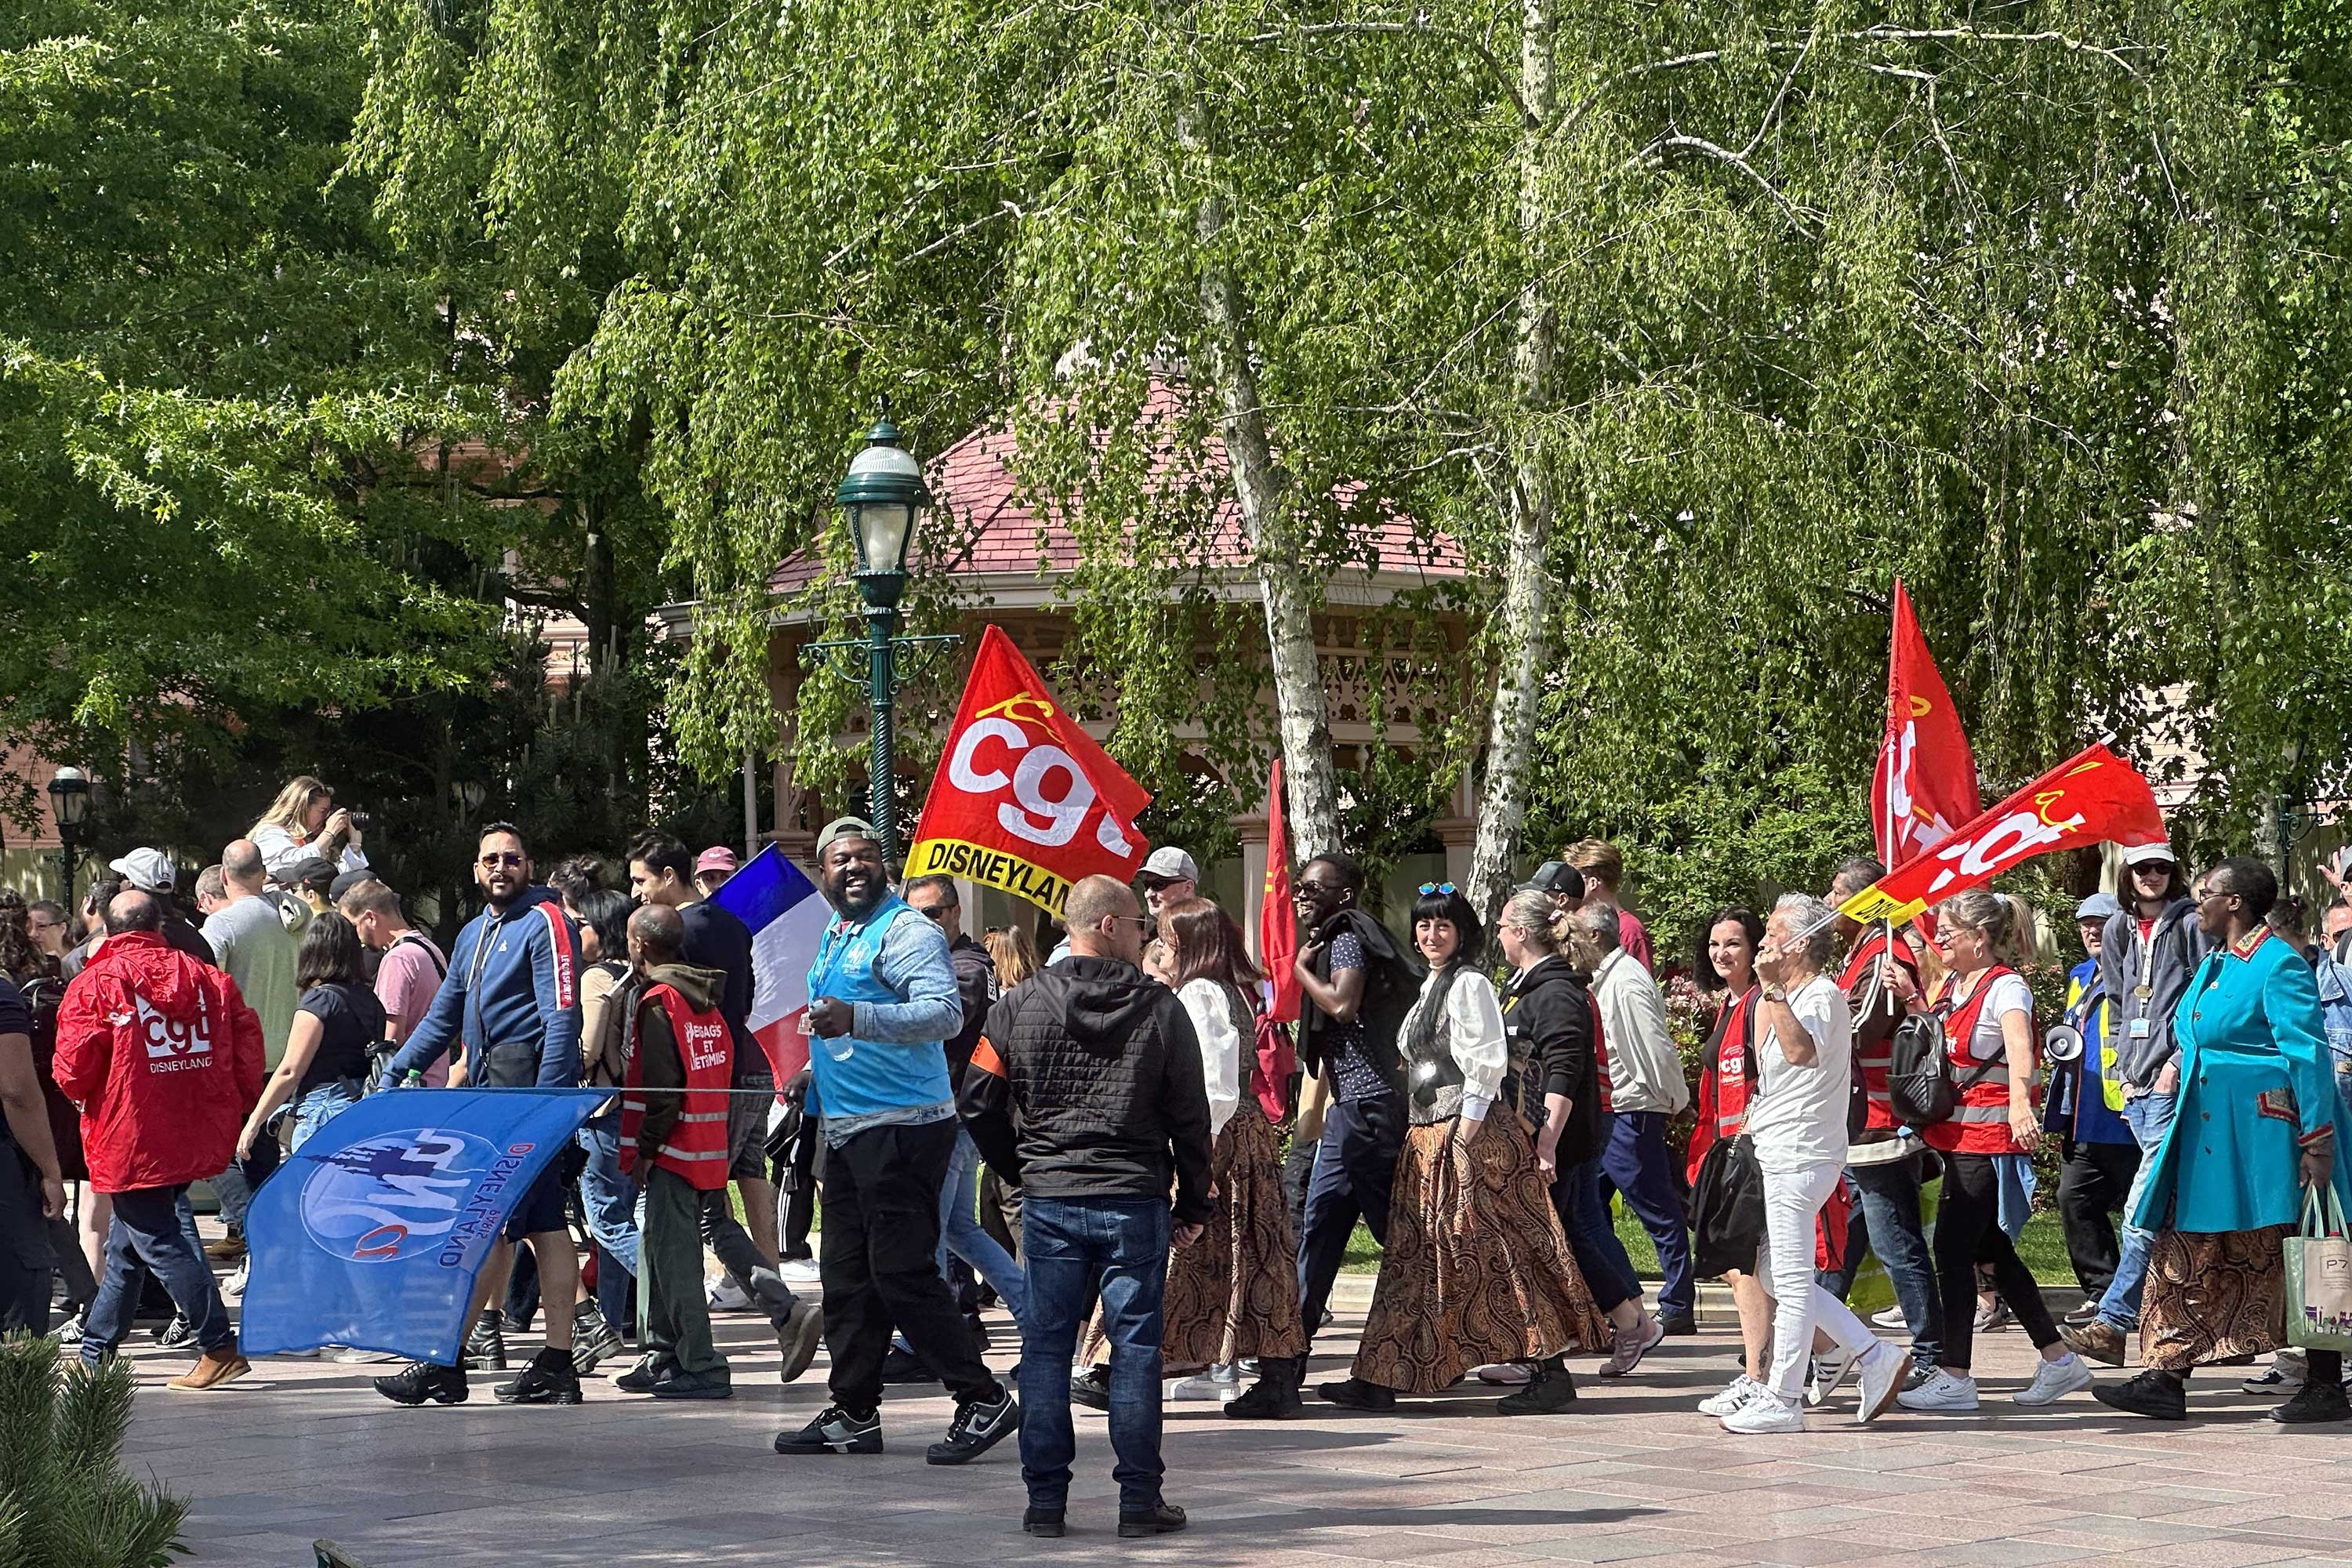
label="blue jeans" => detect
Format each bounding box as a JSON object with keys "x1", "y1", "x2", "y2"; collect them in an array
[
  {"x1": 1844, "y1": 1154, "x2": 1944, "y2": 1368},
  {"x1": 1599, "y1": 1109, "x2": 1693, "y2": 1318},
  {"x1": 939, "y1": 1126, "x2": 1027, "y2": 1325},
  {"x1": 1018, "y1": 1196, "x2": 1170, "y2": 1514},
  {"x1": 82, "y1": 1187, "x2": 233, "y2": 1367},
  {"x1": 578, "y1": 1114, "x2": 640, "y2": 1330},
  {"x1": 2096, "y1": 1091, "x2": 2177, "y2": 1331},
  {"x1": 289, "y1": 1078, "x2": 361, "y2": 1152},
  {"x1": 1554, "y1": 1134, "x2": 1641, "y2": 1314}
]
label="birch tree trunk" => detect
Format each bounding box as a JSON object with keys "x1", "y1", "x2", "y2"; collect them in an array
[
  {"x1": 1466, "y1": 0, "x2": 1560, "y2": 930},
  {"x1": 1182, "y1": 101, "x2": 1344, "y2": 860}
]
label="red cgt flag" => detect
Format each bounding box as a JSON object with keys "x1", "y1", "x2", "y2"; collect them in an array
[
  {"x1": 1872, "y1": 580, "x2": 1981, "y2": 870},
  {"x1": 1840, "y1": 742, "x2": 2166, "y2": 927},
  {"x1": 1261, "y1": 758, "x2": 1301, "y2": 1024},
  {"x1": 906, "y1": 625, "x2": 1152, "y2": 916}
]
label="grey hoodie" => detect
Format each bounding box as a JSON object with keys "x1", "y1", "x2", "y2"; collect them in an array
[{"x1": 2100, "y1": 898, "x2": 2209, "y2": 1090}]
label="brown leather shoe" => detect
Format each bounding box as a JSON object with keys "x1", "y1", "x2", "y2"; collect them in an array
[
  {"x1": 169, "y1": 1340, "x2": 252, "y2": 1391},
  {"x1": 2059, "y1": 1318, "x2": 2126, "y2": 1367}
]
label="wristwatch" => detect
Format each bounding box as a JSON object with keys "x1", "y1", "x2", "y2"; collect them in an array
[{"x1": 1762, "y1": 985, "x2": 1789, "y2": 1003}]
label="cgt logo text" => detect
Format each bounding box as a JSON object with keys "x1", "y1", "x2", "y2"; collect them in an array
[
  {"x1": 299, "y1": 1129, "x2": 539, "y2": 1267},
  {"x1": 133, "y1": 994, "x2": 213, "y2": 1067}
]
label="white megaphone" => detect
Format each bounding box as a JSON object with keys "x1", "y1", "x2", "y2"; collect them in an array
[{"x1": 2042, "y1": 1022, "x2": 2084, "y2": 1065}]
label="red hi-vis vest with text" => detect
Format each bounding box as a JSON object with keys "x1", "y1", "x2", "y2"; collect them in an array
[
  {"x1": 621, "y1": 983, "x2": 734, "y2": 1190},
  {"x1": 1685, "y1": 985, "x2": 1760, "y2": 1183},
  {"x1": 1840, "y1": 923, "x2": 1921, "y2": 1133},
  {"x1": 1922, "y1": 966, "x2": 2026, "y2": 1156}
]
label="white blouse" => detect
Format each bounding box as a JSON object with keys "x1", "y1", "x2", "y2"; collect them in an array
[
  {"x1": 251, "y1": 822, "x2": 369, "y2": 881},
  {"x1": 1176, "y1": 978, "x2": 1243, "y2": 1136},
  {"x1": 1400, "y1": 967, "x2": 1509, "y2": 1120}
]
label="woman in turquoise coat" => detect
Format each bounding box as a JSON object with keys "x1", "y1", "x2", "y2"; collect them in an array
[{"x1": 2093, "y1": 857, "x2": 2350, "y2": 1425}]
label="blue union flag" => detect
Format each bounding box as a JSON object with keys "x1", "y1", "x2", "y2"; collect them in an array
[{"x1": 238, "y1": 1088, "x2": 608, "y2": 1360}]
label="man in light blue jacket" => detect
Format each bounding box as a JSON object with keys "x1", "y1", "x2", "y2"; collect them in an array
[{"x1": 773, "y1": 818, "x2": 1019, "y2": 1468}]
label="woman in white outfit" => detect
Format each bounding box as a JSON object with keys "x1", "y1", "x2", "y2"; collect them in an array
[
  {"x1": 249, "y1": 775, "x2": 369, "y2": 882},
  {"x1": 1722, "y1": 894, "x2": 1908, "y2": 1434}
]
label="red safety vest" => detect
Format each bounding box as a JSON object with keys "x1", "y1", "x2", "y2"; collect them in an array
[
  {"x1": 620, "y1": 983, "x2": 734, "y2": 1190},
  {"x1": 1922, "y1": 966, "x2": 2027, "y2": 1156},
  {"x1": 1685, "y1": 985, "x2": 1760, "y2": 1183},
  {"x1": 1840, "y1": 924, "x2": 1920, "y2": 1133}
]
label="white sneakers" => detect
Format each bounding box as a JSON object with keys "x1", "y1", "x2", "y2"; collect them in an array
[
  {"x1": 1722, "y1": 1385, "x2": 1805, "y2": 1434},
  {"x1": 708, "y1": 1276, "x2": 753, "y2": 1311},
  {"x1": 1854, "y1": 1343, "x2": 1906, "y2": 1425},
  {"x1": 221, "y1": 1261, "x2": 249, "y2": 1301},
  {"x1": 1698, "y1": 1374, "x2": 1762, "y2": 1417},
  {"x1": 1806, "y1": 1346, "x2": 1862, "y2": 1406},
  {"x1": 1168, "y1": 1365, "x2": 1240, "y2": 1401},
  {"x1": 2013, "y1": 1352, "x2": 2092, "y2": 1406},
  {"x1": 777, "y1": 1258, "x2": 822, "y2": 1286},
  {"x1": 1896, "y1": 1367, "x2": 1980, "y2": 1412},
  {"x1": 1600, "y1": 1312, "x2": 1665, "y2": 1378}
]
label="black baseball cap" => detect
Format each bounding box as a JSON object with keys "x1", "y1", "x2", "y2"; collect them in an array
[{"x1": 1519, "y1": 861, "x2": 1587, "y2": 900}]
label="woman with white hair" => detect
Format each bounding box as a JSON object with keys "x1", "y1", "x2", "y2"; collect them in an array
[{"x1": 1722, "y1": 894, "x2": 1908, "y2": 1433}]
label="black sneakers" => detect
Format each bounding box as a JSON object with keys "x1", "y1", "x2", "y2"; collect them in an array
[
  {"x1": 1226, "y1": 1361, "x2": 1302, "y2": 1419},
  {"x1": 2091, "y1": 1368, "x2": 2187, "y2": 1421},
  {"x1": 926, "y1": 1387, "x2": 1020, "y2": 1465},
  {"x1": 1317, "y1": 1377, "x2": 1396, "y2": 1412},
  {"x1": 570, "y1": 1305, "x2": 622, "y2": 1377},
  {"x1": 615, "y1": 1353, "x2": 675, "y2": 1395},
  {"x1": 775, "y1": 1404, "x2": 884, "y2": 1455},
  {"x1": 463, "y1": 1309, "x2": 507, "y2": 1371},
  {"x1": 1022, "y1": 1508, "x2": 1066, "y2": 1538},
  {"x1": 153, "y1": 1314, "x2": 194, "y2": 1348},
  {"x1": 2271, "y1": 1379, "x2": 2351, "y2": 1425},
  {"x1": 374, "y1": 1361, "x2": 469, "y2": 1406},
  {"x1": 1497, "y1": 1363, "x2": 1578, "y2": 1415},
  {"x1": 777, "y1": 1300, "x2": 825, "y2": 1385},
  {"x1": 1069, "y1": 1367, "x2": 1110, "y2": 1411},
  {"x1": 1120, "y1": 1504, "x2": 1188, "y2": 1538},
  {"x1": 494, "y1": 1345, "x2": 583, "y2": 1405}
]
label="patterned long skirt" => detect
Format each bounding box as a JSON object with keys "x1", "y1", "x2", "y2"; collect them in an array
[
  {"x1": 1162, "y1": 1101, "x2": 1308, "y2": 1365},
  {"x1": 2141, "y1": 1225, "x2": 2291, "y2": 1374},
  {"x1": 1352, "y1": 1112, "x2": 1611, "y2": 1394}
]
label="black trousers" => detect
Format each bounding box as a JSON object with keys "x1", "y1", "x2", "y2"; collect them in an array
[
  {"x1": 1293, "y1": 1091, "x2": 1403, "y2": 1359},
  {"x1": 2056, "y1": 1138, "x2": 2140, "y2": 1301},
  {"x1": 1934, "y1": 1152, "x2": 2060, "y2": 1373},
  {"x1": 822, "y1": 1119, "x2": 1003, "y2": 1414}
]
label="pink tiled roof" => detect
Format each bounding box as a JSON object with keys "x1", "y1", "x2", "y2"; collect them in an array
[{"x1": 771, "y1": 397, "x2": 1465, "y2": 594}]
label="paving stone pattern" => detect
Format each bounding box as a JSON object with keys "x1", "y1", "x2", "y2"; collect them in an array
[{"x1": 118, "y1": 1276, "x2": 2352, "y2": 1568}]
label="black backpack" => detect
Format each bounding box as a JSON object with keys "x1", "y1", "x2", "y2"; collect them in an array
[{"x1": 1884, "y1": 1011, "x2": 1959, "y2": 1127}]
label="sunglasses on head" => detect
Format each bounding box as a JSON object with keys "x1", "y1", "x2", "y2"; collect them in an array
[{"x1": 1417, "y1": 882, "x2": 1457, "y2": 897}]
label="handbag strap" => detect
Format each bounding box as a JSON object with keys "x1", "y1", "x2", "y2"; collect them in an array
[{"x1": 2308, "y1": 1181, "x2": 2350, "y2": 1240}]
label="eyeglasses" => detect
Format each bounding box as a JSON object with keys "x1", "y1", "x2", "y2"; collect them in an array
[
  {"x1": 1417, "y1": 882, "x2": 1457, "y2": 896},
  {"x1": 1109, "y1": 914, "x2": 1149, "y2": 929},
  {"x1": 479, "y1": 851, "x2": 526, "y2": 868}
]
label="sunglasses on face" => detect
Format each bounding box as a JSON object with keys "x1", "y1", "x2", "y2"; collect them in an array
[
  {"x1": 479, "y1": 851, "x2": 526, "y2": 868},
  {"x1": 1417, "y1": 882, "x2": 1457, "y2": 896},
  {"x1": 914, "y1": 904, "x2": 951, "y2": 923}
]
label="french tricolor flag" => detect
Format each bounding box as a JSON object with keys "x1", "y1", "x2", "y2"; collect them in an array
[{"x1": 708, "y1": 846, "x2": 833, "y2": 1085}]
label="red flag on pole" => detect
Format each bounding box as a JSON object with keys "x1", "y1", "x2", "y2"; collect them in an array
[
  {"x1": 1261, "y1": 758, "x2": 1300, "y2": 1024},
  {"x1": 906, "y1": 625, "x2": 1152, "y2": 916},
  {"x1": 1840, "y1": 742, "x2": 2166, "y2": 927},
  {"x1": 1871, "y1": 581, "x2": 1980, "y2": 870}
]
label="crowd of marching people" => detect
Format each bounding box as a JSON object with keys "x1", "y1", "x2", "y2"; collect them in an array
[{"x1": 3, "y1": 779, "x2": 2351, "y2": 1535}]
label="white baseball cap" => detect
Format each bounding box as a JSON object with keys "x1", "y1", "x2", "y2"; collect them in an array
[
  {"x1": 2121, "y1": 840, "x2": 2178, "y2": 868},
  {"x1": 109, "y1": 847, "x2": 177, "y2": 894},
  {"x1": 1139, "y1": 847, "x2": 1200, "y2": 887}
]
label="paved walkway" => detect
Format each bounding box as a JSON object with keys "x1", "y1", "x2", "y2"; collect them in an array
[{"x1": 112, "y1": 1279, "x2": 2352, "y2": 1568}]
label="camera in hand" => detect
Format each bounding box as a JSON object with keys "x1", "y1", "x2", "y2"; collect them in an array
[{"x1": 345, "y1": 809, "x2": 372, "y2": 830}]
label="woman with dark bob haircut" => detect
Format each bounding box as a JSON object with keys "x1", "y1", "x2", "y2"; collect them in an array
[{"x1": 1323, "y1": 884, "x2": 1607, "y2": 1414}]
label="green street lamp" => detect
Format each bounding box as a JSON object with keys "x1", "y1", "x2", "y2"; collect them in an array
[
  {"x1": 805, "y1": 406, "x2": 961, "y2": 866},
  {"x1": 48, "y1": 764, "x2": 92, "y2": 913}
]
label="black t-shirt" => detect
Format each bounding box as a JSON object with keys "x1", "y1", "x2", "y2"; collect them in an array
[{"x1": 297, "y1": 980, "x2": 388, "y2": 1093}]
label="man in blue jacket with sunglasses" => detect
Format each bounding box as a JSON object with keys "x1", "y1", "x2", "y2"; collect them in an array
[{"x1": 375, "y1": 822, "x2": 585, "y2": 1408}]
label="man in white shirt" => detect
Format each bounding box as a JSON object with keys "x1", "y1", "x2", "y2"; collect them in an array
[
  {"x1": 1726, "y1": 895, "x2": 1904, "y2": 1435},
  {"x1": 1575, "y1": 906, "x2": 1697, "y2": 1334}
]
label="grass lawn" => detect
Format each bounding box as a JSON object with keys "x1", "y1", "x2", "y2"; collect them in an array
[{"x1": 1339, "y1": 1181, "x2": 2082, "y2": 1294}]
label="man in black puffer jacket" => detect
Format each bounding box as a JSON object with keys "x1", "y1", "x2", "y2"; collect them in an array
[{"x1": 960, "y1": 874, "x2": 1211, "y2": 1542}]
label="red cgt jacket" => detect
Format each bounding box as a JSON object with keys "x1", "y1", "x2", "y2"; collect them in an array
[{"x1": 53, "y1": 931, "x2": 264, "y2": 1194}]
